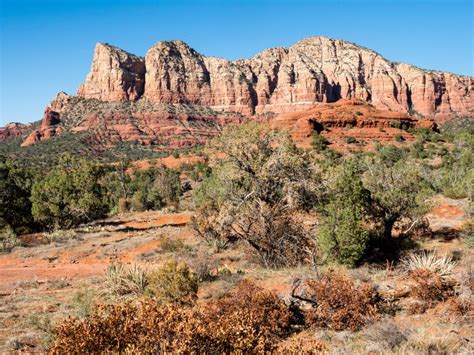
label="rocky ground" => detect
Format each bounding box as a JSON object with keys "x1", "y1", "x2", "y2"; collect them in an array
[{"x1": 0, "y1": 196, "x2": 472, "y2": 353}]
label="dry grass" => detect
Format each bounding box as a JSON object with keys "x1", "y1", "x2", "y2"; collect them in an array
[{"x1": 104, "y1": 263, "x2": 148, "y2": 296}]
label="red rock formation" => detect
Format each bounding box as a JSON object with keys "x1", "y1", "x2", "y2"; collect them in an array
[
  {"x1": 5, "y1": 36, "x2": 470, "y2": 149},
  {"x1": 78, "y1": 43, "x2": 145, "y2": 101},
  {"x1": 21, "y1": 92, "x2": 70, "y2": 146},
  {"x1": 0, "y1": 123, "x2": 32, "y2": 140},
  {"x1": 78, "y1": 37, "x2": 473, "y2": 120},
  {"x1": 269, "y1": 99, "x2": 435, "y2": 148}
]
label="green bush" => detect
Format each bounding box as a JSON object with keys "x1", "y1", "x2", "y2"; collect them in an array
[
  {"x1": 319, "y1": 203, "x2": 368, "y2": 267},
  {"x1": 0, "y1": 226, "x2": 23, "y2": 253},
  {"x1": 0, "y1": 158, "x2": 36, "y2": 234},
  {"x1": 318, "y1": 163, "x2": 370, "y2": 266},
  {"x1": 311, "y1": 132, "x2": 329, "y2": 152},
  {"x1": 431, "y1": 134, "x2": 473, "y2": 199},
  {"x1": 31, "y1": 154, "x2": 108, "y2": 229},
  {"x1": 346, "y1": 136, "x2": 358, "y2": 144},
  {"x1": 147, "y1": 260, "x2": 198, "y2": 305},
  {"x1": 394, "y1": 134, "x2": 405, "y2": 142}
]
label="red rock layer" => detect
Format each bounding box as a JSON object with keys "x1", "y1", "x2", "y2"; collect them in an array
[
  {"x1": 0, "y1": 123, "x2": 32, "y2": 141},
  {"x1": 78, "y1": 37, "x2": 473, "y2": 120}
]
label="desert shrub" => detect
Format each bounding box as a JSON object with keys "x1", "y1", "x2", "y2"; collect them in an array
[
  {"x1": 110, "y1": 164, "x2": 182, "y2": 213},
  {"x1": 362, "y1": 156, "x2": 431, "y2": 239},
  {"x1": 31, "y1": 154, "x2": 108, "y2": 229},
  {"x1": 101, "y1": 160, "x2": 132, "y2": 213},
  {"x1": 390, "y1": 121, "x2": 402, "y2": 129},
  {"x1": 409, "y1": 269, "x2": 454, "y2": 305},
  {"x1": 51, "y1": 281, "x2": 293, "y2": 353},
  {"x1": 407, "y1": 301, "x2": 429, "y2": 314},
  {"x1": 365, "y1": 321, "x2": 408, "y2": 350},
  {"x1": 193, "y1": 123, "x2": 320, "y2": 267},
  {"x1": 146, "y1": 260, "x2": 198, "y2": 305},
  {"x1": 45, "y1": 229, "x2": 77, "y2": 244},
  {"x1": 410, "y1": 138, "x2": 427, "y2": 159},
  {"x1": 105, "y1": 263, "x2": 148, "y2": 296},
  {"x1": 394, "y1": 133, "x2": 405, "y2": 142},
  {"x1": 191, "y1": 203, "x2": 233, "y2": 253},
  {"x1": 117, "y1": 196, "x2": 129, "y2": 212},
  {"x1": 346, "y1": 136, "x2": 358, "y2": 144},
  {"x1": 401, "y1": 252, "x2": 457, "y2": 278},
  {"x1": 311, "y1": 132, "x2": 329, "y2": 152},
  {"x1": 430, "y1": 136, "x2": 473, "y2": 199},
  {"x1": 158, "y1": 237, "x2": 186, "y2": 253},
  {"x1": 198, "y1": 280, "x2": 293, "y2": 352},
  {"x1": 0, "y1": 226, "x2": 23, "y2": 252},
  {"x1": 319, "y1": 203, "x2": 368, "y2": 266},
  {"x1": 130, "y1": 190, "x2": 147, "y2": 211},
  {"x1": 299, "y1": 273, "x2": 380, "y2": 331},
  {"x1": 30, "y1": 312, "x2": 55, "y2": 350},
  {"x1": 318, "y1": 163, "x2": 371, "y2": 266},
  {"x1": 402, "y1": 332, "x2": 464, "y2": 354},
  {"x1": 0, "y1": 158, "x2": 36, "y2": 234},
  {"x1": 70, "y1": 287, "x2": 97, "y2": 319},
  {"x1": 187, "y1": 252, "x2": 217, "y2": 282},
  {"x1": 152, "y1": 165, "x2": 182, "y2": 205},
  {"x1": 233, "y1": 202, "x2": 314, "y2": 267},
  {"x1": 277, "y1": 335, "x2": 327, "y2": 354},
  {"x1": 375, "y1": 144, "x2": 407, "y2": 166},
  {"x1": 189, "y1": 160, "x2": 211, "y2": 182}
]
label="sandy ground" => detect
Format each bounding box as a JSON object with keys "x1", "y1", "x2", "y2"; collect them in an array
[{"x1": 0, "y1": 197, "x2": 472, "y2": 352}]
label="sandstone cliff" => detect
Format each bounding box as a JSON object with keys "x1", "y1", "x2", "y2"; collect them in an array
[
  {"x1": 78, "y1": 37, "x2": 473, "y2": 119},
  {"x1": 2, "y1": 36, "x2": 472, "y2": 150},
  {"x1": 77, "y1": 43, "x2": 145, "y2": 101}
]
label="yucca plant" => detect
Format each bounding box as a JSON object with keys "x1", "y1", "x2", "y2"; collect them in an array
[
  {"x1": 105, "y1": 263, "x2": 148, "y2": 296},
  {"x1": 401, "y1": 251, "x2": 457, "y2": 279}
]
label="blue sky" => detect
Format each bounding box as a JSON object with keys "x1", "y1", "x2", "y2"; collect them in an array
[{"x1": 1, "y1": 0, "x2": 473, "y2": 125}]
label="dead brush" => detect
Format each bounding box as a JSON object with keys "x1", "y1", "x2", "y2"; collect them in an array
[
  {"x1": 292, "y1": 272, "x2": 381, "y2": 331},
  {"x1": 104, "y1": 263, "x2": 148, "y2": 296},
  {"x1": 401, "y1": 252, "x2": 457, "y2": 308},
  {"x1": 50, "y1": 281, "x2": 293, "y2": 354},
  {"x1": 409, "y1": 268, "x2": 454, "y2": 306}
]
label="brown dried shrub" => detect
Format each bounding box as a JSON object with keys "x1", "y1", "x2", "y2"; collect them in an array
[
  {"x1": 302, "y1": 273, "x2": 380, "y2": 331},
  {"x1": 410, "y1": 268, "x2": 454, "y2": 306},
  {"x1": 407, "y1": 301, "x2": 429, "y2": 315},
  {"x1": 446, "y1": 297, "x2": 473, "y2": 317},
  {"x1": 199, "y1": 280, "x2": 293, "y2": 352},
  {"x1": 277, "y1": 335, "x2": 327, "y2": 354},
  {"x1": 50, "y1": 281, "x2": 293, "y2": 354}
]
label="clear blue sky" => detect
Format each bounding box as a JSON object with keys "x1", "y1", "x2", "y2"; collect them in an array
[{"x1": 1, "y1": 0, "x2": 473, "y2": 125}]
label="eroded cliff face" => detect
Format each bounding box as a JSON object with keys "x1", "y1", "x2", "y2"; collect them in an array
[
  {"x1": 77, "y1": 43, "x2": 145, "y2": 101},
  {"x1": 78, "y1": 37, "x2": 473, "y2": 119},
  {"x1": 3, "y1": 37, "x2": 471, "y2": 149}
]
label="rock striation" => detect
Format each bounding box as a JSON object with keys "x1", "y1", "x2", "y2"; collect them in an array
[
  {"x1": 2, "y1": 36, "x2": 472, "y2": 149},
  {"x1": 21, "y1": 92, "x2": 70, "y2": 146},
  {"x1": 78, "y1": 37, "x2": 473, "y2": 119},
  {"x1": 78, "y1": 43, "x2": 145, "y2": 101}
]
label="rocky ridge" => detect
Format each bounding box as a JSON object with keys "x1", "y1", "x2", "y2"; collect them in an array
[
  {"x1": 2, "y1": 36, "x2": 472, "y2": 149},
  {"x1": 80, "y1": 37, "x2": 473, "y2": 119}
]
